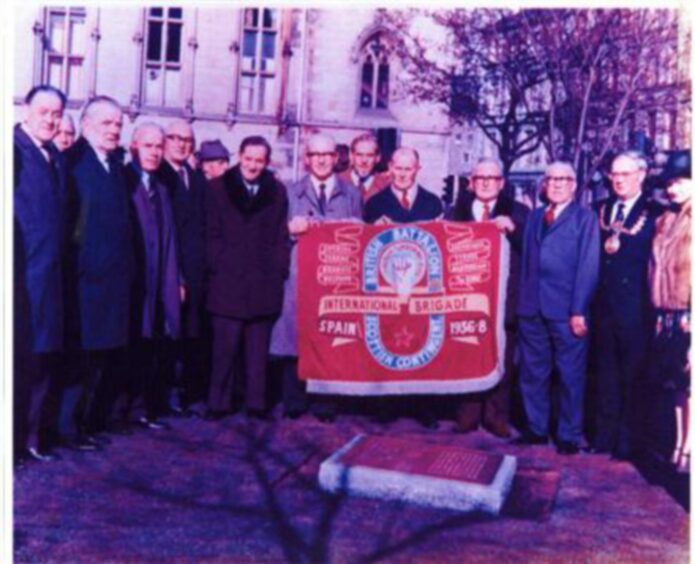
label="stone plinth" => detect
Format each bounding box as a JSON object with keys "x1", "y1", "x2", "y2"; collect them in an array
[{"x1": 318, "y1": 434, "x2": 517, "y2": 514}]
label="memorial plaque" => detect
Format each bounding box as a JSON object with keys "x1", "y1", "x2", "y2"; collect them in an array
[{"x1": 319, "y1": 434, "x2": 516, "y2": 514}]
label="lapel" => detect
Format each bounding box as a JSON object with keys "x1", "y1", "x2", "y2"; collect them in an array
[
  {"x1": 297, "y1": 174, "x2": 323, "y2": 216},
  {"x1": 537, "y1": 201, "x2": 575, "y2": 242},
  {"x1": 14, "y1": 125, "x2": 58, "y2": 189},
  {"x1": 492, "y1": 194, "x2": 513, "y2": 219},
  {"x1": 623, "y1": 193, "x2": 647, "y2": 228}
]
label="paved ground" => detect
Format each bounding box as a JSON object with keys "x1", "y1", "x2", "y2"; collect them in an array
[{"x1": 14, "y1": 409, "x2": 689, "y2": 562}]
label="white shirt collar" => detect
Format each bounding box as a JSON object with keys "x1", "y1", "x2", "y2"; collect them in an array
[
  {"x1": 310, "y1": 174, "x2": 336, "y2": 201},
  {"x1": 472, "y1": 197, "x2": 498, "y2": 221},
  {"x1": 550, "y1": 199, "x2": 572, "y2": 218},
  {"x1": 391, "y1": 183, "x2": 418, "y2": 206}
]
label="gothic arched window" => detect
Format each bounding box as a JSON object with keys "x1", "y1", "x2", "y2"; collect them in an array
[{"x1": 359, "y1": 32, "x2": 391, "y2": 110}]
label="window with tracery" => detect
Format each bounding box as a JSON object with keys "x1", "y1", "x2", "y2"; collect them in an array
[{"x1": 359, "y1": 32, "x2": 391, "y2": 110}]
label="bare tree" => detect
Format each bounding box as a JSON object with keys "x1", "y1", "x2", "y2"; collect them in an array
[{"x1": 386, "y1": 8, "x2": 689, "y2": 194}]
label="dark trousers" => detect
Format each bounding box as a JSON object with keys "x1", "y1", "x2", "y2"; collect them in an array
[
  {"x1": 128, "y1": 338, "x2": 175, "y2": 420},
  {"x1": 208, "y1": 316, "x2": 273, "y2": 412},
  {"x1": 594, "y1": 309, "x2": 648, "y2": 455},
  {"x1": 72, "y1": 348, "x2": 126, "y2": 434},
  {"x1": 14, "y1": 351, "x2": 59, "y2": 452},
  {"x1": 173, "y1": 337, "x2": 209, "y2": 408},
  {"x1": 518, "y1": 315, "x2": 588, "y2": 443},
  {"x1": 457, "y1": 327, "x2": 516, "y2": 429}
]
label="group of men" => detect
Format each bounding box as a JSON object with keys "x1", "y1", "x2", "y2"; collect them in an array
[{"x1": 14, "y1": 84, "x2": 663, "y2": 464}]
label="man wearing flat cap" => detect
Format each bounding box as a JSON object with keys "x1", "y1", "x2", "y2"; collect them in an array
[{"x1": 198, "y1": 139, "x2": 231, "y2": 181}]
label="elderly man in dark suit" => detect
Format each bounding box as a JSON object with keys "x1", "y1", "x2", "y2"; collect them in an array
[
  {"x1": 159, "y1": 119, "x2": 208, "y2": 414},
  {"x1": 271, "y1": 133, "x2": 362, "y2": 421},
  {"x1": 591, "y1": 152, "x2": 663, "y2": 460},
  {"x1": 516, "y1": 162, "x2": 600, "y2": 455},
  {"x1": 206, "y1": 136, "x2": 289, "y2": 420},
  {"x1": 363, "y1": 147, "x2": 442, "y2": 225},
  {"x1": 64, "y1": 95, "x2": 133, "y2": 442},
  {"x1": 14, "y1": 85, "x2": 67, "y2": 462},
  {"x1": 124, "y1": 123, "x2": 182, "y2": 429},
  {"x1": 451, "y1": 158, "x2": 529, "y2": 438}
]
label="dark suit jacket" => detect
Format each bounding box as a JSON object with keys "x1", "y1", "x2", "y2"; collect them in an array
[
  {"x1": 450, "y1": 191, "x2": 529, "y2": 323},
  {"x1": 157, "y1": 159, "x2": 207, "y2": 337},
  {"x1": 363, "y1": 185, "x2": 443, "y2": 223},
  {"x1": 517, "y1": 202, "x2": 599, "y2": 320},
  {"x1": 13, "y1": 125, "x2": 66, "y2": 353},
  {"x1": 594, "y1": 193, "x2": 663, "y2": 324},
  {"x1": 126, "y1": 163, "x2": 181, "y2": 340},
  {"x1": 206, "y1": 165, "x2": 289, "y2": 320},
  {"x1": 64, "y1": 137, "x2": 133, "y2": 351}
]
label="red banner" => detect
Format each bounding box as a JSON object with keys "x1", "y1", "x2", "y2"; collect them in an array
[{"x1": 297, "y1": 221, "x2": 508, "y2": 395}]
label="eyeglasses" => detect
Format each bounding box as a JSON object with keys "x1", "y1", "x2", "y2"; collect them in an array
[
  {"x1": 546, "y1": 176, "x2": 575, "y2": 183},
  {"x1": 472, "y1": 175, "x2": 503, "y2": 182},
  {"x1": 166, "y1": 134, "x2": 194, "y2": 144},
  {"x1": 307, "y1": 151, "x2": 336, "y2": 158}
]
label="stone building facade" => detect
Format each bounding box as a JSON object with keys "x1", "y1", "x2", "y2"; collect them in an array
[{"x1": 13, "y1": 6, "x2": 690, "y2": 193}]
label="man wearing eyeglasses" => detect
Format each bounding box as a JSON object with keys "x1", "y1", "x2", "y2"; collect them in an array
[
  {"x1": 590, "y1": 152, "x2": 663, "y2": 460},
  {"x1": 450, "y1": 158, "x2": 529, "y2": 438},
  {"x1": 516, "y1": 162, "x2": 599, "y2": 455},
  {"x1": 271, "y1": 133, "x2": 362, "y2": 422},
  {"x1": 159, "y1": 119, "x2": 209, "y2": 416}
]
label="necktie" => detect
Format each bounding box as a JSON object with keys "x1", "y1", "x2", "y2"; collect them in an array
[
  {"x1": 482, "y1": 202, "x2": 491, "y2": 221},
  {"x1": 357, "y1": 176, "x2": 368, "y2": 196},
  {"x1": 247, "y1": 184, "x2": 258, "y2": 197},
  {"x1": 543, "y1": 204, "x2": 556, "y2": 227},
  {"x1": 42, "y1": 143, "x2": 60, "y2": 189},
  {"x1": 318, "y1": 183, "x2": 327, "y2": 215},
  {"x1": 178, "y1": 166, "x2": 188, "y2": 190},
  {"x1": 615, "y1": 202, "x2": 626, "y2": 224},
  {"x1": 400, "y1": 189, "x2": 410, "y2": 210}
]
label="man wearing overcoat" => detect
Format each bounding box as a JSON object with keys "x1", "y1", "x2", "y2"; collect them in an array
[
  {"x1": 206, "y1": 136, "x2": 289, "y2": 419},
  {"x1": 14, "y1": 85, "x2": 67, "y2": 461},
  {"x1": 271, "y1": 133, "x2": 362, "y2": 420}
]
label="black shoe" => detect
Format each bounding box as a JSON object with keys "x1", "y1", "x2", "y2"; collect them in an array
[
  {"x1": 417, "y1": 413, "x2": 439, "y2": 430},
  {"x1": 611, "y1": 448, "x2": 636, "y2": 462},
  {"x1": 138, "y1": 416, "x2": 171, "y2": 430},
  {"x1": 66, "y1": 436, "x2": 102, "y2": 452},
  {"x1": 105, "y1": 422, "x2": 134, "y2": 436},
  {"x1": 282, "y1": 408, "x2": 306, "y2": 420},
  {"x1": 556, "y1": 441, "x2": 580, "y2": 455},
  {"x1": 26, "y1": 447, "x2": 60, "y2": 462},
  {"x1": 203, "y1": 409, "x2": 227, "y2": 422},
  {"x1": 166, "y1": 405, "x2": 193, "y2": 418},
  {"x1": 512, "y1": 431, "x2": 548, "y2": 445}
]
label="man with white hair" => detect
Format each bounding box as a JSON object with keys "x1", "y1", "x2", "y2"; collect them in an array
[
  {"x1": 124, "y1": 122, "x2": 182, "y2": 430},
  {"x1": 590, "y1": 152, "x2": 663, "y2": 460},
  {"x1": 271, "y1": 133, "x2": 362, "y2": 421},
  {"x1": 64, "y1": 95, "x2": 133, "y2": 444},
  {"x1": 516, "y1": 162, "x2": 599, "y2": 455},
  {"x1": 160, "y1": 119, "x2": 208, "y2": 414},
  {"x1": 54, "y1": 114, "x2": 77, "y2": 152}
]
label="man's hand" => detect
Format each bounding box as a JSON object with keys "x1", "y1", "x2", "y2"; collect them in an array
[
  {"x1": 493, "y1": 216, "x2": 515, "y2": 233},
  {"x1": 288, "y1": 216, "x2": 310, "y2": 235},
  {"x1": 180, "y1": 284, "x2": 187, "y2": 303},
  {"x1": 570, "y1": 315, "x2": 588, "y2": 337},
  {"x1": 375, "y1": 215, "x2": 393, "y2": 225}
]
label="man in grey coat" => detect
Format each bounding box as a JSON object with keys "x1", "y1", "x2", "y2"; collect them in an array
[{"x1": 271, "y1": 133, "x2": 362, "y2": 420}]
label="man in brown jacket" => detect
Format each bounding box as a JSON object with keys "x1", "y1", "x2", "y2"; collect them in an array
[{"x1": 338, "y1": 133, "x2": 390, "y2": 202}]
